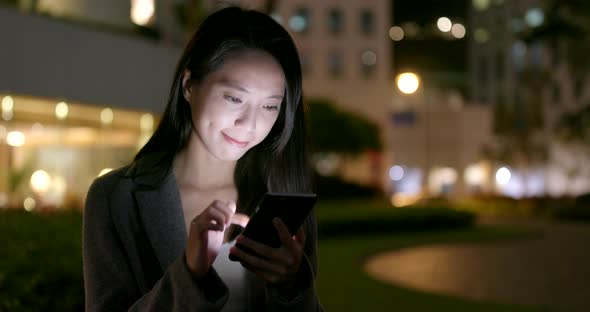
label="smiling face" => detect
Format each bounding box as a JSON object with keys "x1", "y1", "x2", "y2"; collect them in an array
[{"x1": 182, "y1": 49, "x2": 286, "y2": 162}]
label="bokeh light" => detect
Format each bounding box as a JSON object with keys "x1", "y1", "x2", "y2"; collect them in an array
[
  {"x1": 100, "y1": 108, "x2": 114, "y2": 125},
  {"x1": 389, "y1": 166, "x2": 405, "y2": 181},
  {"x1": 396, "y1": 72, "x2": 420, "y2": 94},
  {"x1": 389, "y1": 26, "x2": 404, "y2": 41},
  {"x1": 30, "y1": 170, "x2": 51, "y2": 193},
  {"x1": 437, "y1": 17, "x2": 452, "y2": 32},
  {"x1": 99, "y1": 168, "x2": 113, "y2": 177},
  {"x1": 131, "y1": 0, "x2": 154, "y2": 26},
  {"x1": 55, "y1": 101, "x2": 69, "y2": 120},
  {"x1": 451, "y1": 23, "x2": 466, "y2": 38},
  {"x1": 496, "y1": 167, "x2": 512, "y2": 185},
  {"x1": 6, "y1": 131, "x2": 25, "y2": 147},
  {"x1": 140, "y1": 113, "x2": 154, "y2": 132},
  {"x1": 23, "y1": 197, "x2": 36, "y2": 212}
]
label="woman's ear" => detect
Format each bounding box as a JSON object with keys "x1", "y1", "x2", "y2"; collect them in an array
[{"x1": 181, "y1": 69, "x2": 192, "y2": 103}]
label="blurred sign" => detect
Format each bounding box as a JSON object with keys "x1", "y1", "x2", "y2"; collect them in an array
[{"x1": 391, "y1": 111, "x2": 416, "y2": 126}]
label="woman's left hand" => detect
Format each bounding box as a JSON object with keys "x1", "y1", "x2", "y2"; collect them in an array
[{"x1": 230, "y1": 218, "x2": 305, "y2": 286}]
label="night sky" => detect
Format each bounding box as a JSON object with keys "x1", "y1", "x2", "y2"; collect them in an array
[{"x1": 392, "y1": 0, "x2": 469, "y2": 92}]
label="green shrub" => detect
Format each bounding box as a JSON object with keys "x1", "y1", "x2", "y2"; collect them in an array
[
  {"x1": 0, "y1": 210, "x2": 84, "y2": 311},
  {"x1": 550, "y1": 193, "x2": 590, "y2": 222},
  {"x1": 316, "y1": 200, "x2": 476, "y2": 238},
  {"x1": 314, "y1": 174, "x2": 382, "y2": 199}
]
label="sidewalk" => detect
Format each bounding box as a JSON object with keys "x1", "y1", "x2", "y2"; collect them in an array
[{"x1": 364, "y1": 219, "x2": 590, "y2": 312}]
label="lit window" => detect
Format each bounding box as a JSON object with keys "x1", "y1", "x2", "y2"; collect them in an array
[
  {"x1": 327, "y1": 8, "x2": 343, "y2": 34},
  {"x1": 525, "y1": 8, "x2": 544, "y2": 28},
  {"x1": 359, "y1": 9, "x2": 374, "y2": 35},
  {"x1": 510, "y1": 18, "x2": 524, "y2": 33},
  {"x1": 474, "y1": 28, "x2": 489, "y2": 43},
  {"x1": 495, "y1": 52, "x2": 504, "y2": 80},
  {"x1": 473, "y1": 0, "x2": 490, "y2": 11},
  {"x1": 328, "y1": 50, "x2": 343, "y2": 78},
  {"x1": 428, "y1": 167, "x2": 458, "y2": 196},
  {"x1": 478, "y1": 56, "x2": 488, "y2": 86},
  {"x1": 289, "y1": 8, "x2": 310, "y2": 33},
  {"x1": 529, "y1": 43, "x2": 544, "y2": 67},
  {"x1": 360, "y1": 50, "x2": 377, "y2": 77},
  {"x1": 552, "y1": 84, "x2": 561, "y2": 105},
  {"x1": 511, "y1": 40, "x2": 526, "y2": 71}
]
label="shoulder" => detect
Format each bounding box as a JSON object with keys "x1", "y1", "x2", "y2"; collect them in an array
[
  {"x1": 86, "y1": 165, "x2": 132, "y2": 200},
  {"x1": 84, "y1": 165, "x2": 141, "y2": 232}
]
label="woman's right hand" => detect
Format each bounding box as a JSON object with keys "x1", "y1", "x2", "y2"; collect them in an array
[{"x1": 185, "y1": 200, "x2": 249, "y2": 277}]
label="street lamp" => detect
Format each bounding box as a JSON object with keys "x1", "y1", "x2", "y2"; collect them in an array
[{"x1": 396, "y1": 72, "x2": 420, "y2": 94}]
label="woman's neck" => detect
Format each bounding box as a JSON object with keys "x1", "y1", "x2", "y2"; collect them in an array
[{"x1": 173, "y1": 136, "x2": 236, "y2": 191}]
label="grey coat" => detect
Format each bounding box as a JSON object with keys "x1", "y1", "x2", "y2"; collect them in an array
[{"x1": 83, "y1": 159, "x2": 323, "y2": 311}]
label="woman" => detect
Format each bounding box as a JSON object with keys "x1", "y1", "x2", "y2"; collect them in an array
[{"x1": 83, "y1": 6, "x2": 323, "y2": 311}]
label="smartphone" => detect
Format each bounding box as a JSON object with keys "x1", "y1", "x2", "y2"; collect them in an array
[{"x1": 229, "y1": 192, "x2": 317, "y2": 261}]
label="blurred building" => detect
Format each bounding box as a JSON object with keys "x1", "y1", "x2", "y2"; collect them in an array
[
  {"x1": 389, "y1": 87, "x2": 494, "y2": 203},
  {"x1": 0, "y1": 1, "x2": 180, "y2": 210},
  {"x1": 469, "y1": 0, "x2": 590, "y2": 197},
  {"x1": 386, "y1": 0, "x2": 495, "y2": 203},
  {"x1": 386, "y1": 0, "x2": 590, "y2": 203}
]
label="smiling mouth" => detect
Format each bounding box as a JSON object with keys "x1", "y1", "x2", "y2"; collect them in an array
[{"x1": 222, "y1": 133, "x2": 249, "y2": 148}]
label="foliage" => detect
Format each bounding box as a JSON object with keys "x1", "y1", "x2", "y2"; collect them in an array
[
  {"x1": 489, "y1": 0, "x2": 590, "y2": 168},
  {"x1": 487, "y1": 81, "x2": 548, "y2": 166},
  {"x1": 555, "y1": 104, "x2": 590, "y2": 144},
  {"x1": 522, "y1": 0, "x2": 590, "y2": 79},
  {"x1": 315, "y1": 200, "x2": 475, "y2": 238},
  {"x1": 0, "y1": 210, "x2": 84, "y2": 311},
  {"x1": 549, "y1": 192, "x2": 590, "y2": 222},
  {"x1": 0, "y1": 0, "x2": 18, "y2": 7},
  {"x1": 307, "y1": 98, "x2": 382, "y2": 154},
  {"x1": 314, "y1": 174, "x2": 381, "y2": 199}
]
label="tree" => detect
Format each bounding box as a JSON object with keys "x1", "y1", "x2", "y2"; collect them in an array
[
  {"x1": 521, "y1": 0, "x2": 590, "y2": 193},
  {"x1": 307, "y1": 98, "x2": 382, "y2": 154}
]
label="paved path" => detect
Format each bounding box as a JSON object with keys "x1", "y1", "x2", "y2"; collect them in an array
[{"x1": 364, "y1": 219, "x2": 590, "y2": 312}]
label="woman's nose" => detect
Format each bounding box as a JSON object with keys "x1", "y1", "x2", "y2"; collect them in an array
[{"x1": 235, "y1": 106, "x2": 256, "y2": 131}]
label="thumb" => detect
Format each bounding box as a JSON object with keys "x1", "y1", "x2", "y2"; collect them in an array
[
  {"x1": 228, "y1": 200, "x2": 237, "y2": 213},
  {"x1": 294, "y1": 226, "x2": 305, "y2": 245}
]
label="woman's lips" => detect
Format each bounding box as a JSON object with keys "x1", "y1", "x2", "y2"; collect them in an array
[{"x1": 222, "y1": 133, "x2": 248, "y2": 148}]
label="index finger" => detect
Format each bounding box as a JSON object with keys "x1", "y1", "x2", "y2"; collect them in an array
[{"x1": 230, "y1": 213, "x2": 249, "y2": 228}]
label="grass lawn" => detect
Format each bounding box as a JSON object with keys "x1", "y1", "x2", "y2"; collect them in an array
[
  {"x1": 314, "y1": 199, "x2": 553, "y2": 312},
  {"x1": 316, "y1": 227, "x2": 553, "y2": 312}
]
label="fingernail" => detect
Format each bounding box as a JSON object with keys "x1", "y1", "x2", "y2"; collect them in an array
[{"x1": 273, "y1": 218, "x2": 280, "y2": 225}]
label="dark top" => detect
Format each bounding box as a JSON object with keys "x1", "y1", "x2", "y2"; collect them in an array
[{"x1": 83, "y1": 156, "x2": 323, "y2": 311}]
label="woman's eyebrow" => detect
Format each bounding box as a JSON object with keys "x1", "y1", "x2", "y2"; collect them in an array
[{"x1": 217, "y1": 79, "x2": 284, "y2": 100}]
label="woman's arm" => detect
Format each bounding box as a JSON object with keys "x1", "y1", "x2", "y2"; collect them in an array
[{"x1": 83, "y1": 175, "x2": 228, "y2": 311}]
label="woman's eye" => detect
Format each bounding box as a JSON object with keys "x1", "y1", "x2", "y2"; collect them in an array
[
  {"x1": 263, "y1": 105, "x2": 279, "y2": 111},
  {"x1": 224, "y1": 95, "x2": 242, "y2": 103}
]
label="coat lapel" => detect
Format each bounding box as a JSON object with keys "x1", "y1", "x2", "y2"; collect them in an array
[{"x1": 129, "y1": 157, "x2": 188, "y2": 271}]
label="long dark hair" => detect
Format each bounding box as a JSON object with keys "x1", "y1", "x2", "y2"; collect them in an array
[{"x1": 132, "y1": 6, "x2": 312, "y2": 215}]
